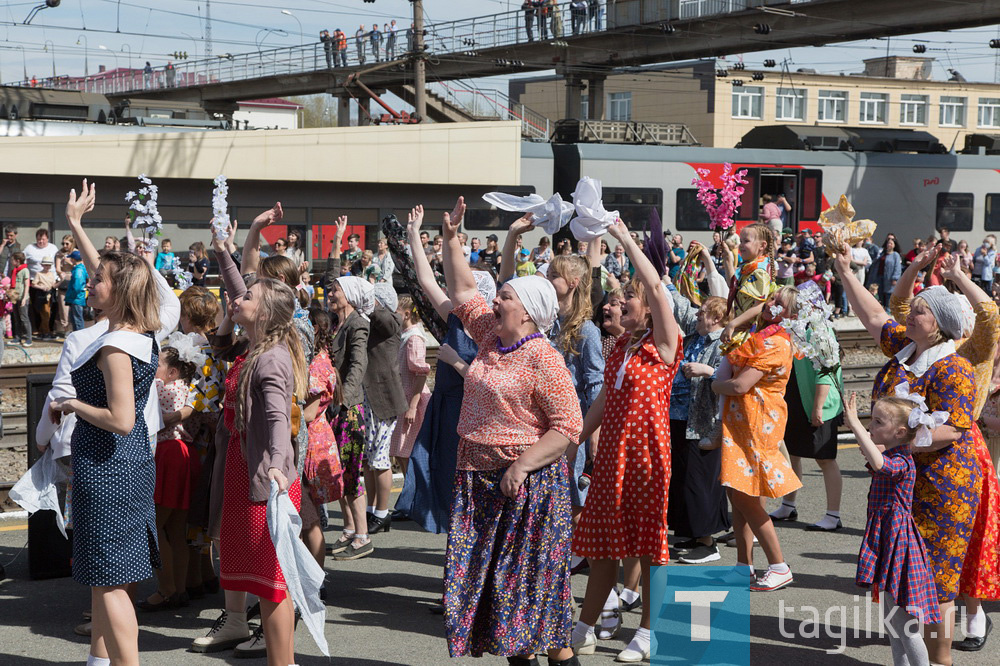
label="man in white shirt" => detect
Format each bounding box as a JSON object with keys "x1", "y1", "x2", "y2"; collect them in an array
[{"x1": 23, "y1": 227, "x2": 58, "y2": 278}]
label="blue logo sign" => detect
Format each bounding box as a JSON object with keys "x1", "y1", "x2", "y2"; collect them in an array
[{"x1": 650, "y1": 566, "x2": 752, "y2": 665}]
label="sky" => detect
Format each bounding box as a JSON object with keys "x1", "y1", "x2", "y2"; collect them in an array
[{"x1": 0, "y1": 1, "x2": 999, "y2": 88}]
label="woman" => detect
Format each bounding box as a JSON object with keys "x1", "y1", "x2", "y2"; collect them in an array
[
  {"x1": 440, "y1": 197, "x2": 583, "y2": 666},
  {"x1": 876, "y1": 236, "x2": 902, "y2": 308},
  {"x1": 285, "y1": 230, "x2": 306, "y2": 270},
  {"x1": 597, "y1": 288, "x2": 625, "y2": 360},
  {"x1": 598, "y1": 239, "x2": 610, "y2": 262},
  {"x1": 530, "y1": 235, "x2": 553, "y2": 267},
  {"x1": 769, "y1": 291, "x2": 845, "y2": 532},
  {"x1": 972, "y1": 235, "x2": 996, "y2": 293},
  {"x1": 603, "y1": 242, "x2": 630, "y2": 280},
  {"x1": 394, "y1": 204, "x2": 484, "y2": 535},
  {"x1": 957, "y1": 239, "x2": 974, "y2": 274},
  {"x1": 572, "y1": 220, "x2": 682, "y2": 663},
  {"x1": 272, "y1": 237, "x2": 288, "y2": 257},
  {"x1": 890, "y1": 249, "x2": 1000, "y2": 653},
  {"x1": 374, "y1": 236, "x2": 395, "y2": 283},
  {"x1": 835, "y1": 241, "x2": 982, "y2": 666},
  {"x1": 52, "y1": 181, "x2": 162, "y2": 666}
]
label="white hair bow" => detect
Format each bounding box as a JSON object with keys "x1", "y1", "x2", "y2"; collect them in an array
[
  {"x1": 894, "y1": 382, "x2": 949, "y2": 448},
  {"x1": 481, "y1": 192, "x2": 574, "y2": 235},
  {"x1": 164, "y1": 331, "x2": 209, "y2": 368}
]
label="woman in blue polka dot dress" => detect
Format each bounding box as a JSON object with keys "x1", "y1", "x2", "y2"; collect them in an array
[{"x1": 50, "y1": 180, "x2": 163, "y2": 666}]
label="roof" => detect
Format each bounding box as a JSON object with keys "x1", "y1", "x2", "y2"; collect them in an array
[{"x1": 238, "y1": 97, "x2": 303, "y2": 109}]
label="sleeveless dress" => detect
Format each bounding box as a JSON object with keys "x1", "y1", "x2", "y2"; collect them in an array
[
  {"x1": 219, "y1": 355, "x2": 302, "y2": 604},
  {"x1": 70, "y1": 330, "x2": 159, "y2": 586},
  {"x1": 572, "y1": 332, "x2": 681, "y2": 566},
  {"x1": 395, "y1": 313, "x2": 478, "y2": 534}
]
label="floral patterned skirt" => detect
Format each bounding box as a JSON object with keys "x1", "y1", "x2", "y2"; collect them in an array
[
  {"x1": 959, "y1": 424, "x2": 1000, "y2": 600},
  {"x1": 444, "y1": 457, "x2": 572, "y2": 658},
  {"x1": 334, "y1": 403, "x2": 366, "y2": 499}
]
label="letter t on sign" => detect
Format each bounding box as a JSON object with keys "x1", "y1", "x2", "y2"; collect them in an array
[{"x1": 674, "y1": 591, "x2": 729, "y2": 641}]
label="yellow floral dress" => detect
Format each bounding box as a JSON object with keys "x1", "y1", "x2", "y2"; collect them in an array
[
  {"x1": 721, "y1": 256, "x2": 775, "y2": 356},
  {"x1": 720, "y1": 325, "x2": 802, "y2": 498}
]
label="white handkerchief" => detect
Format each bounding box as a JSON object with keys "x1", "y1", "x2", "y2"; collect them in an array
[
  {"x1": 481, "y1": 192, "x2": 574, "y2": 235},
  {"x1": 570, "y1": 177, "x2": 619, "y2": 241},
  {"x1": 10, "y1": 448, "x2": 68, "y2": 539}
]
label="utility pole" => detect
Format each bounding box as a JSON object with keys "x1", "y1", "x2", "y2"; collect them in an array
[
  {"x1": 205, "y1": 0, "x2": 213, "y2": 57},
  {"x1": 414, "y1": 0, "x2": 426, "y2": 121}
]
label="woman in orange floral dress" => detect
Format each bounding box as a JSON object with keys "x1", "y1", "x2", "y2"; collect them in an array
[
  {"x1": 713, "y1": 285, "x2": 802, "y2": 593},
  {"x1": 836, "y1": 241, "x2": 981, "y2": 666},
  {"x1": 891, "y1": 249, "x2": 1000, "y2": 652}
]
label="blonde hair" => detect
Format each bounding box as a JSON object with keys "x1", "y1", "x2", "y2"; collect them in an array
[
  {"x1": 874, "y1": 396, "x2": 920, "y2": 443},
  {"x1": 626, "y1": 279, "x2": 655, "y2": 346},
  {"x1": 259, "y1": 255, "x2": 299, "y2": 286},
  {"x1": 549, "y1": 255, "x2": 593, "y2": 356},
  {"x1": 743, "y1": 223, "x2": 777, "y2": 282},
  {"x1": 397, "y1": 294, "x2": 417, "y2": 322},
  {"x1": 700, "y1": 296, "x2": 729, "y2": 325},
  {"x1": 99, "y1": 252, "x2": 161, "y2": 332},
  {"x1": 235, "y1": 278, "x2": 308, "y2": 432}
]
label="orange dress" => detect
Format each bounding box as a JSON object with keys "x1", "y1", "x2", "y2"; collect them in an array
[{"x1": 720, "y1": 325, "x2": 802, "y2": 498}]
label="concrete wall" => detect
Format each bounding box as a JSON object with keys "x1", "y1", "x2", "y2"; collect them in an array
[{"x1": 233, "y1": 105, "x2": 300, "y2": 130}]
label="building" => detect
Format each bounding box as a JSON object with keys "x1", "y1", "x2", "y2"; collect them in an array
[
  {"x1": 234, "y1": 98, "x2": 303, "y2": 130},
  {"x1": 509, "y1": 56, "x2": 1000, "y2": 150}
]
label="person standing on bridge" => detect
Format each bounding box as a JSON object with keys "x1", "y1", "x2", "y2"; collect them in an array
[
  {"x1": 386, "y1": 20, "x2": 398, "y2": 60},
  {"x1": 535, "y1": 0, "x2": 549, "y2": 40},
  {"x1": 165, "y1": 61, "x2": 176, "y2": 88},
  {"x1": 334, "y1": 28, "x2": 348, "y2": 67},
  {"x1": 522, "y1": 0, "x2": 536, "y2": 41},
  {"x1": 320, "y1": 30, "x2": 334, "y2": 69},
  {"x1": 589, "y1": 0, "x2": 603, "y2": 31},
  {"x1": 370, "y1": 23, "x2": 383, "y2": 63},
  {"x1": 571, "y1": 0, "x2": 587, "y2": 35},
  {"x1": 356, "y1": 25, "x2": 367, "y2": 66}
]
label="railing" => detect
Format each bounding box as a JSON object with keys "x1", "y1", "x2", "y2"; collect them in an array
[
  {"x1": 431, "y1": 79, "x2": 551, "y2": 140},
  {"x1": 4, "y1": 1, "x2": 818, "y2": 94}
]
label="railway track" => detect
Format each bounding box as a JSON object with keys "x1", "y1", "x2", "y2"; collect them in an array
[{"x1": 0, "y1": 362, "x2": 57, "y2": 390}]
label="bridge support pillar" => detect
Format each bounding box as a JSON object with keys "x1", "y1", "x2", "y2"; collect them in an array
[
  {"x1": 587, "y1": 75, "x2": 605, "y2": 120},
  {"x1": 357, "y1": 95, "x2": 371, "y2": 126},
  {"x1": 336, "y1": 94, "x2": 352, "y2": 127},
  {"x1": 564, "y1": 73, "x2": 584, "y2": 120}
]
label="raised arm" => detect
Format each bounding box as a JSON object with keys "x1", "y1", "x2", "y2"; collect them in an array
[
  {"x1": 832, "y1": 241, "x2": 888, "y2": 340},
  {"x1": 441, "y1": 197, "x2": 478, "y2": 308},
  {"x1": 324, "y1": 215, "x2": 348, "y2": 293},
  {"x1": 213, "y1": 230, "x2": 247, "y2": 302},
  {"x1": 64, "y1": 179, "x2": 100, "y2": 276},
  {"x1": 224, "y1": 218, "x2": 239, "y2": 257},
  {"x1": 608, "y1": 219, "x2": 679, "y2": 362},
  {"x1": 498, "y1": 214, "x2": 534, "y2": 283},
  {"x1": 406, "y1": 205, "x2": 452, "y2": 319},
  {"x1": 941, "y1": 252, "x2": 992, "y2": 306},
  {"x1": 240, "y1": 202, "x2": 282, "y2": 275}
]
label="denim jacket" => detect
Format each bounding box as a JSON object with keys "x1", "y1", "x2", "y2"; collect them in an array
[
  {"x1": 549, "y1": 317, "x2": 604, "y2": 415},
  {"x1": 670, "y1": 287, "x2": 724, "y2": 440}
]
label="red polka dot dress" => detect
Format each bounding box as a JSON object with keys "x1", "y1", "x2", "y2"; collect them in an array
[{"x1": 573, "y1": 332, "x2": 682, "y2": 566}]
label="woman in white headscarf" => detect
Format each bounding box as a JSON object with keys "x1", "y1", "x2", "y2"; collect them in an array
[
  {"x1": 439, "y1": 197, "x2": 583, "y2": 666},
  {"x1": 834, "y1": 241, "x2": 981, "y2": 665},
  {"x1": 326, "y1": 274, "x2": 374, "y2": 560}
]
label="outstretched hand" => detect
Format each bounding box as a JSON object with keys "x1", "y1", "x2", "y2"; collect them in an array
[
  {"x1": 607, "y1": 218, "x2": 628, "y2": 241},
  {"x1": 66, "y1": 178, "x2": 96, "y2": 224},
  {"x1": 940, "y1": 252, "x2": 962, "y2": 282},
  {"x1": 407, "y1": 204, "x2": 424, "y2": 237},
  {"x1": 913, "y1": 245, "x2": 940, "y2": 270},
  {"x1": 252, "y1": 202, "x2": 283, "y2": 229},
  {"x1": 335, "y1": 214, "x2": 348, "y2": 240},
  {"x1": 442, "y1": 196, "x2": 465, "y2": 239},
  {"x1": 210, "y1": 218, "x2": 227, "y2": 253},
  {"x1": 832, "y1": 241, "x2": 852, "y2": 275},
  {"x1": 509, "y1": 213, "x2": 535, "y2": 237}
]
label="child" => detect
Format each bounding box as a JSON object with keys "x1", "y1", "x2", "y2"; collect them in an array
[
  {"x1": 155, "y1": 238, "x2": 177, "y2": 272},
  {"x1": 188, "y1": 242, "x2": 209, "y2": 287},
  {"x1": 515, "y1": 248, "x2": 536, "y2": 277},
  {"x1": 389, "y1": 296, "x2": 431, "y2": 476},
  {"x1": 843, "y1": 392, "x2": 941, "y2": 666},
  {"x1": 10, "y1": 250, "x2": 30, "y2": 346},
  {"x1": 30, "y1": 257, "x2": 58, "y2": 340},
  {"x1": 139, "y1": 336, "x2": 203, "y2": 611}
]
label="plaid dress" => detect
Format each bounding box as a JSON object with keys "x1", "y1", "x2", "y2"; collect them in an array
[{"x1": 856, "y1": 446, "x2": 941, "y2": 623}]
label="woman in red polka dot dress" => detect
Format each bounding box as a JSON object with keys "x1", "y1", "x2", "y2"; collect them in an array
[{"x1": 571, "y1": 219, "x2": 682, "y2": 663}]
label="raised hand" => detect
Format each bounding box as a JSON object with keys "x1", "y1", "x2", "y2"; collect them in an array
[
  {"x1": 607, "y1": 218, "x2": 628, "y2": 241},
  {"x1": 407, "y1": 204, "x2": 424, "y2": 236},
  {"x1": 509, "y1": 213, "x2": 535, "y2": 237},
  {"x1": 66, "y1": 178, "x2": 96, "y2": 224},
  {"x1": 940, "y1": 252, "x2": 961, "y2": 282},
  {"x1": 442, "y1": 196, "x2": 465, "y2": 239},
  {"x1": 832, "y1": 241, "x2": 852, "y2": 275},
  {"x1": 252, "y1": 202, "x2": 283, "y2": 229},
  {"x1": 335, "y1": 214, "x2": 348, "y2": 241},
  {"x1": 448, "y1": 195, "x2": 466, "y2": 228},
  {"x1": 210, "y1": 218, "x2": 227, "y2": 253},
  {"x1": 913, "y1": 245, "x2": 939, "y2": 270}
]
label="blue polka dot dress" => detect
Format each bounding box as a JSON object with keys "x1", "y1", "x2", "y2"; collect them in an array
[{"x1": 70, "y1": 331, "x2": 160, "y2": 587}]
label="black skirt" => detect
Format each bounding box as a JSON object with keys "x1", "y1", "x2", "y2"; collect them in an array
[
  {"x1": 783, "y1": 368, "x2": 842, "y2": 460},
  {"x1": 667, "y1": 420, "x2": 731, "y2": 539}
]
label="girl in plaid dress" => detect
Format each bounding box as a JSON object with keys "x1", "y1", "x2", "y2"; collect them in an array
[{"x1": 844, "y1": 393, "x2": 940, "y2": 666}]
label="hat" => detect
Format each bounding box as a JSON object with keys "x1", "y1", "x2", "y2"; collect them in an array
[
  {"x1": 519, "y1": 248, "x2": 530, "y2": 257},
  {"x1": 782, "y1": 236, "x2": 794, "y2": 245},
  {"x1": 41, "y1": 257, "x2": 53, "y2": 265},
  {"x1": 69, "y1": 250, "x2": 81, "y2": 260},
  {"x1": 486, "y1": 234, "x2": 499, "y2": 243}
]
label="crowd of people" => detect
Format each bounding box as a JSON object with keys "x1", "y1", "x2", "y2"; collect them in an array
[{"x1": 21, "y1": 175, "x2": 1000, "y2": 666}]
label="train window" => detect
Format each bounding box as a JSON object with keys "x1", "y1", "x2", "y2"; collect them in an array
[
  {"x1": 675, "y1": 189, "x2": 711, "y2": 231},
  {"x1": 936, "y1": 193, "x2": 974, "y2": 232},
  {"x1": 603, "y1": 188, "x2": 663, "y2": 230},
  {"x1": 734, "y1": 168, "x2": 760, "y2": 221},
  {"x1": 465, "y1": 186, "x2": 536, "y2": 231},
  {"x1": 985, "y1": 194, "x2": 1000, "y2": 231},
  {"x1": 801, "y1": 170, "x2": 823, "y2": 221}
]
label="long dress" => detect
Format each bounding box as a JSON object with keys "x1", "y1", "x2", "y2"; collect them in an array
[
  {"x1": 389, "y1": 328, "x2": 431, "y2": 458},
  {"x1": 303, "y1": 349, "x2": 343, "y2": 506},
  {"x1": 395, "y1": 313, "x2": 477, "y2": 533},
  {"x1": 718, "y1": 325, "x2": 802, "y2": 499},
  {"x1": 218, "y1": 355, "x2": 302, "y2": 604},
  {"x1": 572, "y1": 332, "x2": 681, "y2": 566},
  {"x1": 70, "y1": 331, "x2": 160, "y2": 586},
  {"x1": 873, "y1": 320, "x2": 981, "y2": 603}
]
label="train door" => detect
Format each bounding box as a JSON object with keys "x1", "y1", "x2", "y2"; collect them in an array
[{"x1": 736, "y1": 167, "x2": 823, "y2": 234}]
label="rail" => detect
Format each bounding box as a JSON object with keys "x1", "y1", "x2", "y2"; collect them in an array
[
  {"x1": 431, "y1": 79, "x2": 551, "y2": 140},
  {"x1": 4, "y1": 1, "x2": 819, "y2": 93}
]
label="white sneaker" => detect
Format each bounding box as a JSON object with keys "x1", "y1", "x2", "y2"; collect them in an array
[
  {"x1": 598, "y1": 609, "x2": 621, "y2": 640},
  {"x1": 710, "y1": 567, "x2": 756, "y2": 586},
  {"x1": 750, "y1": 568, "x2": 793, "y2": 592},
  {"x1": 616, "y1": 644, "x2": 651, "y2": 662},
  {"x1": 190, "y1": 610, "x2": 251, "y2": 653},
  {"x1": 233, "y1": 624, "x2": 266, "y2": 658},
  {"x1": 572, "y1": 630, "x2": 597, "y2": 655}
]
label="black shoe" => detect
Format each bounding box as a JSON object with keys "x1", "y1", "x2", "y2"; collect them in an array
[
  {"x1": 368, "y1": 512, "x2": 392, "y2": 534},
  {"x1": 673, "y1": 537, "x2": 702, "y2": 553},
  {"x1": 137, "y1": 592, "x2": 178, "y2": 612},
  {"x1": 620, "y1": 593, "x2": 642, "y2": 613},
  {"x1": 547, "y1": 657, "x2": 581, "y2": 666},
  {"x1": 570, "y1": 557, "x2": 590, "y2": 575},
  {"x1": 769, "y1": 503, "x2": 798, "y2": 522},
  {"x1": 202, "y1": 577, "x2": 220, "y2": 594},
  {"x1": 805, "y1": 514, "x2": 844, "y2": 532},
  {"x1": 954, "y1": 615, "x2": 993, "y2": 651},
  {"x1": 679, "y1": 542, "x2": 721, "y2": 564},
  {"x1": 246, "y1": 601, "x2": 261, "y2": 622},
  {"x1": 507, "y1": 657, "x2": 540, "y2": 666},
  {"x1": 390, "y1": 508, "x2": 411, "y2": 522},
  {"x1": 186, "y1": 584, "x2": 206, "y2": 600}
]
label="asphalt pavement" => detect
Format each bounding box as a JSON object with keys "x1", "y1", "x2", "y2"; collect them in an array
[{"x1": 0, "y1": 448, "x2": 997, "y2": 665}]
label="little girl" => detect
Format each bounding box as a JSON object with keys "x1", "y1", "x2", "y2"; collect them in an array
[
  {"x1": 140, "y1": 337, "x2": 203, "y2": 611},
  {"x1": 843, "y1": 392, "x2": 941, "y2": 666},
  {"x1": 389, "y1": 295, "x2": 431, "y2": 477}
]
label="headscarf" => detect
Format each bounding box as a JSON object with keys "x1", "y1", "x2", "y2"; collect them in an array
[
  {"x1": 335, "y1": 276, "x2": 375, "y2": 318},
  {"x1": 473, "y1": 270, "x2": 497, "y2": 303},
  {"x1": 373, "y1": 282, "x2": 398, "y2": 313},
  {"x1": 506, "y1": 275, "x2": 559, "y2": 333},
  {"x1": 956, "y1": 293, "x2": 974, "y2": 339},
  {"x1": 914, "y1": 285, "x2": 964, "y2": 340},
  {"x1": 481, "y1": 192, "x2": 574, "y2": 235},
  {"x1": 570, "y1": 177, "x2": 619, "y2": 241}
]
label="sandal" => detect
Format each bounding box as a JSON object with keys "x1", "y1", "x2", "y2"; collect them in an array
[{"x1": 137, "y1": 591, "x2": 176, "y2": 612}]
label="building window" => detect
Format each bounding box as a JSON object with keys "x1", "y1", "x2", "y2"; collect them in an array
[
  {"x1": 939, "y1": 96, "x2": 967, "y2": 127},
  {"x1": 775, "y1": 88, "x2": 806, "y2": 122},
  {"x1": 731, "y1": 86, "x2": 763, "y2": 119},
  {"x1": 608, "y1": 92, "x2": 632, "y2": 121},
  {"x1": 581, "y1": 94, "x2": 589, "y2": 119},
  {"x1": 817, "y1": 90, "x2": 847, "y2": 123},
  {"x1": 859, "y1": 92, "x2": 887, "y2": 124},
  {"x1": 979, "y1": 98, "x2": 1000, "y2": 129},
  {"x1": 900, "y1": 94, "x2": 928, "y2": 125},
  {"x1": 936, "y1": 192, "x2": 973, "y2": 232}
]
